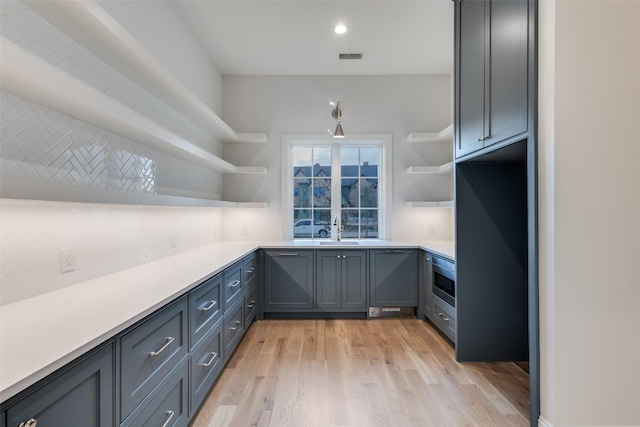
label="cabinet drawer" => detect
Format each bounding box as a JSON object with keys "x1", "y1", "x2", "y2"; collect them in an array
[
  {"x1": 120, "y1": 297, "x2": 188, "y2": 421},
  {"x1": 125, "y1": 360, "x2": 189, "y2": 427},
  {"x1": 244, "y1": 253, "x2": 257, "y2": 287},
  {"x1": 244, "y1": 285, "x2": 258, "y2": 326},
  {"x1": 189, "y1": 274, "x2": 222, "y2": 349},
  {"x1": 6, "y1": 343, "x2": 114, "y2": 427},
  {"x1": 223, "y1": 262, "x2": 243, "y2": 313},
  {"x1": 432, "y1": 295, "x2": 456, "y2": 342},
  {"x1": 190, "y1": 319, "x2": 224, "y2": 413},
  {"x1": 223, "y1": 300, "x2": 245, "y2": 356}
]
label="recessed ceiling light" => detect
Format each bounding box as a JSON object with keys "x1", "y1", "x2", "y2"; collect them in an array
[{"x1": 334, "y1": 24, "x2": 347, "y2": 35}]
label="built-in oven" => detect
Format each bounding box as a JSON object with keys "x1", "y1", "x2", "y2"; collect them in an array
[{"x1": 431, "y1": 255, "x2": 456, "y2": 307}]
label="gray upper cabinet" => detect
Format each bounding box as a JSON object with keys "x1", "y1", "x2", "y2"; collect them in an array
[
  {"x1": 5, "y1": 342, "x2": 114, "y2": 427},
  {"x1": 455, "y1": 0, "x2": 529, "y2": 159},
  {"x1": 369, "y1": 249, "x2": 418, "y2": 307},
  {"x1": 263, "y1": 250, "x2": 314, "y2": 310},
  {"x1": 316, "y1": 250, "x2": 367, "y2": 310}
]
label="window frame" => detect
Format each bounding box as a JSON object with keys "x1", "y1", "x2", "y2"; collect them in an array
[{"x1": 282, "y1": 134, "x2": 392, "y2": 240}]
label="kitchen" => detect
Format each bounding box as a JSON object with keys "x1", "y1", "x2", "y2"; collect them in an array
[{"x1": 0, "y1": 1, "x2": 638, "y2": 427}]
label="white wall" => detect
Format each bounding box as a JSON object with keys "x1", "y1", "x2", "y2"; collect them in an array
[
  {"x1": 221, "y1": 75, "x2": 454, "y2": 241},
  {"x1": 0, "y1": 0, "x2": 225, "y2": 305},
  {"x1": 538, "y1": 1, "x2": 640, "y2": 425}
]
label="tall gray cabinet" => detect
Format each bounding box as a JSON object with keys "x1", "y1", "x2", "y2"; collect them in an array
[{"x1": 454, "y1": 0, "x2": 538, "y2": 424}]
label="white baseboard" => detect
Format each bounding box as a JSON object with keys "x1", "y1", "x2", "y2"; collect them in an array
[{"x1": 539, "y1": 416, "x2": 553, "y2": 427}]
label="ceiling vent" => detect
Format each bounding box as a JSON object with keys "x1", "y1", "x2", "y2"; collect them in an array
[{"x1": 339, "y1": 53, "x2": 363, "y2": 60}]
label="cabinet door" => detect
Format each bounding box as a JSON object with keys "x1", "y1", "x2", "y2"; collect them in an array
[
  {"x1": 342, "y1": 250, "x2": 367, "y2": 310},
  {"x1": 316, "y1": 250, "x2": 342, "y2": 309},
  {"x1": 6, "y1": 342, "x2": 114, "y2": 427},
  {"x1": 264, "y1": 251, "x2": 314, "y2": 310},
  {"x1": 422, "y1": 252, "x2": 433, "y2": 320},
  {"x1": 456, "y1": 0, "x2": 486, "y2": 158},
  {"x1": 487, "y1": 0, "x2": 529, "y2": 147},
  {"x1": 369, "y1": 250, "x2": 418, "y2": 306},
  {"x1": 190, "y1": 320, "x2": 223, "y2": 414}
]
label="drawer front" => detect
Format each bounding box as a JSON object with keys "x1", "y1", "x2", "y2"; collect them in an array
[
  {"x1": 126, "y1": 360, "x2": 189, "y2": 427},
  {"x1": 432, "y1": 296, "x2": 456, "y2": 341},
  {"x1": 223, "y1": 300, "x2": 245, "y2": 356},
  {"x1": 120, "y1": 297, "x2": 188, "y2": 421},
  {"x1": 243, "y1": 253, "x2": 257, "y2": 287},
  {"x1": 189, "y1": 274, "x2": 222, "y2": 349},
  {"x1": 244, "y1": 285, "x2": 258, "y2": 327},
  {"x1": 223, "y1": 262, "x2": 243, "y2": 313},
  {"x1": 190, "y1": 319, "x2": 224, "y2": 413}
]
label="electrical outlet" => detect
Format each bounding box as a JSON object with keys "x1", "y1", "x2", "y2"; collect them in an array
[
  {"x1": 60, "y1": 248, "x2": 75, "y2": 273},
  {"x1": 241, "y1": 225, "x2": 248, "y2": 236},
  {"x1": 171, "y1": 233, "x2": 177, "y2": 248},
  {"x1": 429, "y1": 226, "x2": 436, "y2": 235}
]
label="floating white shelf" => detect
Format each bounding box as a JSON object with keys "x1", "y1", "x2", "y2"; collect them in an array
[
  {"x1": 21, "y1": 0, "x2": 266, "y2": 145},
  {"x1": 405, "y1": 201, "x2": 454, "y2": 208},
  {"x1": 406, "y1": 125, "x2": 453, "y2": 144},
  {"x1": 1, "y1": 40, "x2": 266, "y2": 176},
  {"x1": 406, "y1": 162, "x2": 453, "y2": 175},
  {"x1": 0, "y1": 178, "x2": 269, "y2": 209}
]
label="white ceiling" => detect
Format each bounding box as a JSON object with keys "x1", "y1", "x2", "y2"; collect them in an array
[{"x1": 172, "y1": 1, "x2": 454, "y2": 76}]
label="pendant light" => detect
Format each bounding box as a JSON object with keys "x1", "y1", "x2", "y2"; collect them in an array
[{"x1": 332, "y1": 101, "x2": 345, "y2": 138}]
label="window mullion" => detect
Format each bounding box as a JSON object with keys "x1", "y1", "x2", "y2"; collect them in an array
[{"x1": 331, "y1": 144, "x2": 341, "y2": 240}]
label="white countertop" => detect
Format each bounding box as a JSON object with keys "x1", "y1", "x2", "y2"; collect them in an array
[{"x1": 0, "y1": 239, "x2": 453, "y2": 402}]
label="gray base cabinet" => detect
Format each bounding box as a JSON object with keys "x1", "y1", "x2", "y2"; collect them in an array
[
  {"x1": 119, "y1": 296, "x2": 188, "y2": 423},
  {"x1": 263, "y1": 250, "x2": 314, "y2": 310},
  {"x1": 2, "y1": 251, "x2": 260, "y2": 427},
  {"x1": 5, "y1": 342, "x2": 114, "y2": 427},
  {"x1": 316, "y1": 250, "x2": 367, "y2": 310},
  {"x1": 369, "y1": 249, "x2": 418, "y2": 307}
]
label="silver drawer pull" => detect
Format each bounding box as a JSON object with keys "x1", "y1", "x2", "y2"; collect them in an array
[
  {"x1": 438, "y1": 312, "x2": 450, "y2": 322},
  {"x1": 384, "y1": 250, "x2": 405, "y2": 253},
  {"x1": 247, "y1": 301, "x2": 255, "y2": 309},
  {"x1": 161, "y1": 410, "x2": 175, "y2": 427},
  {"x1": 149, "y1": 337, "x2": 175, "y2": 356},
  {"x1": 278, "y1": 253, "x2": 298, "y2": 256},
  {"x1": 247, "y1": 268, "x2": 255, "y2": 273},
  {"x1": 201, "y1": 352, "x2": 218, "y2": 367},
  {"x1": 230, "y1": 320, "x2": 241, "y2": 331},
  {"x1": 201, "y1": 300, "x2": 217, "y2": 311},
  {"x1": 19, "y1": 419, "x2": 37, "y2": 427},
  {"x1": 228, "y1": 280, "x2": 240, "y2": 288}
]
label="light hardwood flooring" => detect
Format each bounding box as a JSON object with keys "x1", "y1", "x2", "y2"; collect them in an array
[{"x1": 190, "y1": 318, "x2": 530, "y2": 427}]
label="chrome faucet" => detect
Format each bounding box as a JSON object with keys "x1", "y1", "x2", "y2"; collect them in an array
[{"x1": 333, "y1": 215, "x2": 342, "y2": 241}]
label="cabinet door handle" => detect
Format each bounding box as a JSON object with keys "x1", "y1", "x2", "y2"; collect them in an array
[
  {"x1": 230, "y1": 320, "x2": 241, "y2": 331},
  {"x1": 278, "y1": 253, "x2": 299, "y2": 256},
  {"x1": 161, "y1": 410, "x2": 175, "y2": 427},
  {"x1": 19, "y1": 419, "x2": 37, "y2": 427},
  {"x1": 228, "y1": 280, "x2": 240, "y2": 288},
  {"x1": 247, "y1": 301, "x2": 255, "y2": 308},
  {"x1": 201, "y1": 352, "x2": 218, "y2": 367},
  {"x1": 149, "y1": 336, "x2": 175, "y2": 356},
  {"x1": 201, "y1": 300, "x2": 217, "y2": 311},
  {"x1": 438, "y1": 312, "x2": 450, "y2": 322},
  {"x1": 247, "y1": 268, "x2": 255, "y2": 273}
]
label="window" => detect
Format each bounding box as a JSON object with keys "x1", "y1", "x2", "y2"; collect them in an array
[{"x1": 286, "y1": 135, "x2": 389, "y2": 240}]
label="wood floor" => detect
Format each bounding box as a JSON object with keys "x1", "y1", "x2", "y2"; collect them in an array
[{"x1": 190, "y1": 318, "x2": 530, "y2": 427}]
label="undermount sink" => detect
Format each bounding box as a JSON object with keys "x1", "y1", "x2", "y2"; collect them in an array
[{"x1": 319, "y1": 241, "x2": 360, "y2": 245}]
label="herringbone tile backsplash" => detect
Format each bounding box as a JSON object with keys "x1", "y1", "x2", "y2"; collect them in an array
[
  {"x1": 0, "y1": 199, "x2": 223, "y2": 306},
  {"x1": 0, "y1": 1, "x2": 226, "y2": 305}
]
